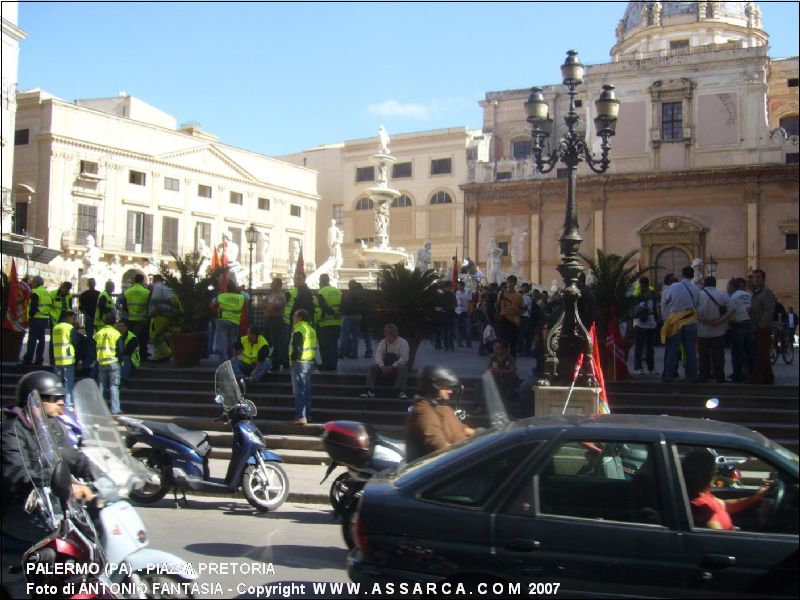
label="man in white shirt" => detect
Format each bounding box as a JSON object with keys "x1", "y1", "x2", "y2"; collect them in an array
[
  {"x1": 360, "y1": 323, "x2": 410, "y2": 399},
  {"x1": 661, "y1": 266, "x2": 700, "y2": 383},
  {"x1": 454, "y1": 281, "x2": 473, "y2": 349},
  {"x1": 697, "y1": 276, "x2": 729, "y2": 383},
  {"x1": 727, "y1": 277, "x2": 755, "y2": 382}
]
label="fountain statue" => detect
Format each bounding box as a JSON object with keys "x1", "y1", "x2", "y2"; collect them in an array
[
  {"x1": 486, "y1": 238, "x2": 504, "y2": 285},
  {"x1": 416, "y1": 242, "x2": 432, "y2": 271}
]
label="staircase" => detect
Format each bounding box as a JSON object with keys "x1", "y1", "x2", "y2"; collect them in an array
[{"x1": 1, "y1": 365, "x2": 797, "y2": 459}]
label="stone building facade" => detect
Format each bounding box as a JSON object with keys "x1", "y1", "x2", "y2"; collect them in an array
[
  {"x1": 462, "y1": 1, "x2": 799, "y2": 305},
  {"x1": 11, "y1": 91, "x2": 319, "y2": 288}
]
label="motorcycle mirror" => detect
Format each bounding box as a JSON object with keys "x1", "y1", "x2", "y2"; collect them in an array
[
  {"x1": 705, "y1": 398, "x2": 720, "y2": 410},
  {"x1": 24, "y1": 489, "x2": 41, "y2": 514},
  {"x1": 51, "y1": 461, "x2": 72, "y2": 511},
  {"x1": 213, "y1": 394, "x2": 224, "y2": 405},
  {"x1": 239, "y1": 378, "x2": 247, "y2": 395}
]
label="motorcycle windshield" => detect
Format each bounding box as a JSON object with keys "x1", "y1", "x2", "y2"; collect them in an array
[
  {"x1": 481, "y1": 371, "x2": 510, "y2": 429},
  {"x1": 73, "y1": 378, "x2": 150, "y2": 497},
  {"x1": 215, "y1": 360, "x2": 244, "y2": 412},
  {"x1": 19, "y1": 391, "x2": 65, "y2": 530}
]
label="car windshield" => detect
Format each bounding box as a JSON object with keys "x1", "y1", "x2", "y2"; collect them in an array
[
  {"x1": 767, "y1": 439, "x2": 799, "y2": 466},
  {"x1": 393, "y1": 427, "x2": 508, "y2": 488}
]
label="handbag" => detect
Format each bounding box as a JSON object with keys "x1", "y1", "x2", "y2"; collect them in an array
[{"x1": 482, "y1": 324, "x2": 497, "y2": 344}]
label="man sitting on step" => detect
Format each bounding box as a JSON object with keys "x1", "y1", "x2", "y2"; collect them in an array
[
  {"x1": 360, "y1": 323, "x2": 410, "y2": 400},
  {"x1": 232, "y1": 326, "x2": 272, "y2": 384}
]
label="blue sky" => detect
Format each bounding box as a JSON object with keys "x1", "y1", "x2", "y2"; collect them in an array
[{"x1": 16, "y1": 1, "x2": 800, "y2": 156}]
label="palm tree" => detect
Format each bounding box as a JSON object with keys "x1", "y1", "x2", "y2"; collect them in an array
[
  {"x1": 374, "y1": 264, "x2": 448, "y2": 369},
  {"x1": 580, "y1": 249, "x2": 647, "y2": 360},
  {"x1": 158, "y1": 251, "x2": 222, "y2": 333}
]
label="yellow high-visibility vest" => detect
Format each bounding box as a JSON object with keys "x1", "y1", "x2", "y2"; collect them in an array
[
  {"x1": 31, "y1": 286, "x2": 52, "y2": 320},
  {"x1": 317, "y1": 286, "x2": 342, "y2": 327},
  {"x1": 218, "y1": 293, "x2": 245, "y2": 325},
  {"x1": 52, "y1": 322, "x2": 75, "y2": 366},
  {"x1": 241, "y1": 335, "x2": 270, "y2": 365},
  {"x1": 290, "y1": 321, "x2": 317, "y2": 363},
  {"x1": 124, "y1": 331, "x2": 141, "y2": 368},
  {"x1": 95, "y1": 325, "x2": 121, "y2": 366},
  {"x1": 50, "y1": 291, "x2": 72, "y2": 322},
  {"x1": 95, "y1": 290, "x2": 114, "y2": 322},
  {"x1": 124, "y1": 284, "x2": 151, "y2": 322}
]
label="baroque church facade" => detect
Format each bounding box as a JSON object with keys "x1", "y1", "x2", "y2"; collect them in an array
[{"x1": 462, "y1": 1, "x2": 798, "y2": 305}]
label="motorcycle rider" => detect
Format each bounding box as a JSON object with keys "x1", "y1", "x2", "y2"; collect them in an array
[
  {"x1": 1, "y1": 371, "x2": 94, "y2": 597},
  {"x1": 405, "y1": 366, "x2": 475, "y2": 462}
]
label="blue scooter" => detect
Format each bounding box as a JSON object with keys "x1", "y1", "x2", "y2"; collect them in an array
[{"x1": 120, "y1": 361, "x2": 289, "y2": 511}]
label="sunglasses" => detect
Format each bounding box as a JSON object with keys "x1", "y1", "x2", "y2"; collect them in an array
[{"x1": 41, "y1": 396, "x2": 65, "y2": 404}]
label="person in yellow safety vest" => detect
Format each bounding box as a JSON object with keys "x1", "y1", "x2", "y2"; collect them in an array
[
  {"x1": 232, "y1": 326, "x2": 272, "y2": 384},
  {"x1": 282, "y1": 273, "x2": 318, "y2": 328},
  {"x1": 115, "y1": 319, "x2": 140, "y2": 387},
  {"x1": 149, "y1": 274, "x2": 175, "y2": 362},
  {"x1": 316, "y1": 274, "x2": 342, "y2": 372},
  {"x1": 119, "y1": 273, "x2": 151, "y2": 361},
  {"x1": 94, "y1": 312, "x2": 122, "y2": 414},
  {"x1": 95, "y1": 280, "x2": 116, "y2": 323},
  {"x1": 49, "y1": 282, "x2": 73, "y2": 323},
  {"x1": 52, "y1": 311, "x2": 81, "y2": 407},
  {"x1": 288, "y1": 309, "x2": 317, "y2": 426},
  {"x1": 22, "y1": 276, "x2": 51, "y2": 366},
  {"x1": 211, "y1": 280, "x2": 248, "y2": 363}
]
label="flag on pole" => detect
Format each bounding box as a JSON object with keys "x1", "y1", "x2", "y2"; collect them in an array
[
  {"x1": 295, "y1": 247, "x2": 305, "y2": 276},
  {"x1": 589, "y1": 323, "x2": 611, "y2": 414},
  {"x1": 221, "y1": 239, "x2": 229, "y2": 267},
  {"x1": 605, "y1": 306, "x2": 631, "y2": 381},
  {"x1": 210, "y1": 246, "x2": 220, "y2": 271},
  {"x1": 2, "y1": 259, "x2": 29, "y2": 332},
  {"x1": 451, "y1": 251, "x2": 458, "y2": 292},
  {"x1": 561, "y1": 350, "x2": 586, "y2": 415}
]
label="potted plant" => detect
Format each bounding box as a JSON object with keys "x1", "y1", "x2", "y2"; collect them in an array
[
  {"x1": 1, "y1": 269, "x2": 28, "y2": 361},
  {"x1": 158, "y1": 251, "x2": 220, "y2": 367},
  {"x1": 373, "y1": 264, "x2": 448, "y2": 370}
]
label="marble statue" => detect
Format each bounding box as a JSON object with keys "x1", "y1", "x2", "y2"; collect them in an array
[
  {"x1": 378, "y1": 125, "x2": 391, "y2": 155},
  {"x1": 692, "y1": 257, "x2": 704, "y2": 286},
  {"x1": 83, "y1": 235, "x2": 102, "y2": 277},
  {"x1": 651, "y1": 1, "x2": 662, "y2": 25},
  {"x1": 287, "y1": 239, "x2": 301, "y2": 276},
  {"x1": 260, "y1": 232, "x2": 272, "y2": 281},
  {"x1": 486, "y1": 238, "x2": 503, "y2": 285},
  {"x1": 376, "y1": 162, "x2": 388, "y2": 188},
  {"x1": 614, "y1": 20, "x2": 624, "y2": 43},
  {"x1": 197, "y1": 238, "x2": 211, "y2": 273},
  {"x1": 374, "y1": 202, "x2": 390, "y2": 249},
  {"x1": 511, "y1": 229, "x2": 529, "y2": 276},
  {"x1": 327, "y1": 220, "x2": 344, "y2": 269},
  {"x1": 218, "y1": 231, "x2": 240, "y2": 267},
  {"x1": 416, "y1": 241, "x2": 432, "y2": 271}
]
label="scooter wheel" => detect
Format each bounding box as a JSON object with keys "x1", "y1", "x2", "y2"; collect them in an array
[
  {"x1": 129, "y1": 448, "x2": 170, "y2": 504},
  {"x1": 243, "y1": 462, "x2": 289, "y2": 512},
  {"x1": 341, "y1": 502, "x2": 358, "y2": 550},
  {"x1": 329, "y1": 472, "x2": 350, "y2": 511}
]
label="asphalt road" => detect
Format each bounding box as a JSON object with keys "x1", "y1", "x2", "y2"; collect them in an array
[{"x1": 134, "y1": 496, "x2": 351, "y2": 599}]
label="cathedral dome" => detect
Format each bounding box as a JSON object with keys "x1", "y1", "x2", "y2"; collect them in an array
[{"x1": 612, "y1": 1, "x2": 768, "y2": 61}]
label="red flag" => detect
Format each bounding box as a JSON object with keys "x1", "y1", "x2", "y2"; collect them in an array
[
  {"x1": 605, "y1": 307, "x2": 631, "y2": 381},
  {"x1": 451, "y1": 251, "x2": 458, "y2": 292},
  {"x1": 210, "y1": 246, "x2": 220, "y2": 271},
  {"x1": 590, "y1": 324, "x2": 611, "y2": 414},
  {"x1": 239, "y1": 296, "x2": 250, "y2": 336},
  {"x1": 3, "y1": 260, "x2": 29, "y2": 332},
  {"x1": 295, "y1": 247, "x2": 305, "y2": 276},
  {"x1": 221, "y1": 239, "x2": 229, "y2": 267}
]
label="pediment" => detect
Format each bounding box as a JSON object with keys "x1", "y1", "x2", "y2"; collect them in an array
[
  {"x1": 157, "y1": 145, "x2": 256, "y2": 181},
  {"x1": 639, "y1": 216, "x2": 707, "y2": 235}
]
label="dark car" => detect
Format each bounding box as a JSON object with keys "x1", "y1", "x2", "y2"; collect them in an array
[{"x1": 348, "y1": 413, "x2": 798, "y2": 598}]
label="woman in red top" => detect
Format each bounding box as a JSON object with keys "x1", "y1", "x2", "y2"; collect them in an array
[{"x1": 682, "y1": 449, "x2": 773, "y2": 530}]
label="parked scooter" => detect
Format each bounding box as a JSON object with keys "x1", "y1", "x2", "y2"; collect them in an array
[
  {"x1": 121, "y1": 361, "x2": 288, "y2": 511},
  {"x1": 73, "y1": 378, "x2": 199, "y2": 597},
  {"x1": 10, "y1": 390, "x2": 116, "y2": 599}
]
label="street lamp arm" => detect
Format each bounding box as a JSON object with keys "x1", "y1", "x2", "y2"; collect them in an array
[{"x1": 580, "y1": 136, "x2": 613, "y2": 175}]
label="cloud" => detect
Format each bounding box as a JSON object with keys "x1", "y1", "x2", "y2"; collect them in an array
[{"x1": 367, "y1": 100, "x2": 431, "y2": 119}]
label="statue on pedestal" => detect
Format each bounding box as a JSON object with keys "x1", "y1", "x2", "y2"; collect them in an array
[
  {"x1": 260, "y1": 232, "x2": 272, "y2": 281},
  {"x1": 218, "y1": 231, "x2": 240, "y2": 267},
  {"x1": 692, "y1": 258, "x2": 704, "y2": 286},
  {"x1": 197, "y1": 238, "x2": 212, "y2": 273},
  {"x1": 327, "y1": 219, "x2": 344, "y2": 269},
  {"x1": 378, "y1": 125, "x2": 391, "y2": 155},
  {"x1": 487, "y1": 238, "x2": 503, "y2": 285},
  {"x1": 416, "y1": 241, "x2": 432, "y2": 271},
  {"x1": 287, "y1": 239, "x2": 301, "y2": 276},
  {"x1": 374, "y1": 202, "x2": 390, "y2": 249},
  {"x1": 83, "y1": 235, "x2": 102, "y2": 280}
]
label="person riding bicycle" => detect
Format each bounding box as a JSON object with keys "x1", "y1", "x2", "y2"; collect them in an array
[{"x1": 405, "y1": 366, "x2": 475, "y2": 462}]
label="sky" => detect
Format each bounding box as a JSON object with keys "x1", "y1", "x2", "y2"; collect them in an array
[{"x1": 14, "y1": 1, "x2": 800, "y2": 157}]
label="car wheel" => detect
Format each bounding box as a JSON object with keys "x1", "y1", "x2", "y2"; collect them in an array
[
  {"x1": 129, "y1": 448, "x2": 170, "y2": 504},
  {"x1": 340, "y1": 503, "x2": 358, "y2": 550}
]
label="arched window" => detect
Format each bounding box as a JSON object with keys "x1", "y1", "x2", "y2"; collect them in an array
[
  {"x1": 429, "y1": 191, "x2": 453, "y2": 205},
  {"x1": 355, "y1": 197, "x2": 374, "y2": 211},
  {"x1": 779, "y1": 115, "x2": 799, "y2": 138},
  {"x1": 392, "y1": 194, "x2": 412, "y2": 208}
]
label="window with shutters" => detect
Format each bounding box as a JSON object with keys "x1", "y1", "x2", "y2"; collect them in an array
[
  {"x1": 195, "y1": 221, "x2": 211, "y2": 250},
  {"x1": 126, "y1": 211, "x2": 153, "y2": 253},
  {"x1": 290, "y1": 204, "x2": 302, "y2": 218},
  {"x1": 431, "y1": 158, "x2": 452, "y2": 175},
  {"x1": 128, "y1": 170, "x2": 146, "y2": 186},
  {"x1": 512, "y1": 140, "x2": 532, "y2": 159},
  {"x1": 230, "y1": 191, "x2": 243, "y2": 205},
  {"x1": 392, "y1": 162, "x2": 412, "y2": 178},
  {"x1": 75, "y1": 204, "x2": 97, "y2": 244},
  {"x1": 258, "y1": 197, "x2": 270, "y2": 210},
  {"x1": 164, "y1": 177, "x2": 180, "y2": 192},
  {"x1": 198, "y1": 184, "x2": 212, "y2": 198},
  {"x1": 161, "y1": 216, "x2": 179, "y2": 256},
  {"x1": 80, "y1": 160, "x2": 99, "y2": 175},
  {"x1": 661, "y1": 102, "x2": 683, "y2": 141},
  {"x1": 355, "y1": 166, "x2": 375, "y2": 182}
]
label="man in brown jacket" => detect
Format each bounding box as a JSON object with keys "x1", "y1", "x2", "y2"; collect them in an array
[
  {"x1": 496, "y1": 275, "x2": 525, "y2": 356},
  {"x1": 749, "y1": 269, "x2": 777, "y2": 384},
  {"x1": 406, "y1": 366, "x2": 475, "y2": 462}
]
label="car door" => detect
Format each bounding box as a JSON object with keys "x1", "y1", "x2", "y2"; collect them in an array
[
  {"x1": 490, "y1": 435, "x2": 690, "y2": 598},
  {"x1": 669, "y1": 442, "x2": 799, "y2": 598}
]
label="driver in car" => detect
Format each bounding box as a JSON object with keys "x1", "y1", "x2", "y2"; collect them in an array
[
  {"x1": 406, "y1": 366, "x2": 475, "y2": 462},
  {"x1": 1, "y1": 372, "x2": 94, "y2": 551},
  {"x1": 681, "y1": 448, "x2": 774, "y2": 530}
]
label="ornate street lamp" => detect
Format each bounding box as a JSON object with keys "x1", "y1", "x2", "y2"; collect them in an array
[
  {"x1": 525, "y1": 50, "x2": 619, "y2": 385},
  {"x1": 706, "y1": 255, "x2": 718, "y2": 278},
  {"x1": 245, "y1": 224, "x2": 259, "y2": 311},
  {"x1": 22, "y1": 235, "x2": 34, "y2": 274}
]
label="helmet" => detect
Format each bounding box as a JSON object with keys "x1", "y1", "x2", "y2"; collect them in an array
[
  {"x1": 418, "y1": 366, "x2": 462, "y2": 399},
  {"x1": 16, "y1": 371, "x2": 66, "y2": 406}
]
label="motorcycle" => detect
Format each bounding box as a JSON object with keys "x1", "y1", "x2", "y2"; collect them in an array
[
  {"x1": 9, "y1": 390, "x2": 115, "y2": 598},
  {"x1": 121, "y1": 360, "x2": 289, "y2": 512},
  {"x1": 73, "y1": 378, "x2": 199, "y2": 597}
]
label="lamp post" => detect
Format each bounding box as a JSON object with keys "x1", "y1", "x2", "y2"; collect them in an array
[
  {"x1": 245, "y1": 224, "x2": 259, "y2": 312},
  {"x1": 525, "y1": 50, "x2": 619, "y2": 385},
  {"x1": 22, "y1": 235, "x2": 34, "y2": 275},
  {"x1": 707, "y1": 255, "x2": 718, "y2": 278}
]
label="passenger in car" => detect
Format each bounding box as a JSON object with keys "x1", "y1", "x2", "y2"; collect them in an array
[{"x1": 681, "y1": 448, "x2": 773, "y2": 530}]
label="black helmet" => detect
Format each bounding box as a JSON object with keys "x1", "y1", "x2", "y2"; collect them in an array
[
  {"x1": 418, "y1": 366, "x2": 461, "y2": 399},
  {"x1": 16, "y1": 371, "x2": 66, "y2": 406}
]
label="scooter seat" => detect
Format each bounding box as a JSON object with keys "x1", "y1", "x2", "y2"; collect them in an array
[{"x1": 144, "y1": 421, "x2": 211, "y2": 455}]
